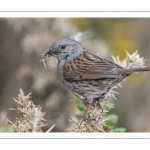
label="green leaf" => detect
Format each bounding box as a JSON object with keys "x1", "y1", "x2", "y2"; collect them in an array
[
  {"x1": 77, "y1": 104, "x2": 84, "y2": 111},
  {"x1": 74, "y1": 97, "x2": 84, "y2": 111},
  {"x1": 75, "y1": 114, "x2": 83, "y2": 119},
  {"x1": 105, "y1": 102, "x2": 115, "y2": 111},
  {"x1": 0, "y1": 126, "x2": 15, "y2": 132},
  {"x1": 110, "y1": 127, "x2": 126, "y2": 132},
  {"x1": 105, "y1": 114, "x2": 118, "y2": 129},
  {"x1": 74, "y1": 97, "x2": 81, "y2": 104}
]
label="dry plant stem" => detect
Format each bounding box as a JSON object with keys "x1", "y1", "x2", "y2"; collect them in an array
[
  {"x1": 46, "y1": 124, "x2": 55, "y2": 133},
  {"x1": 40, "y1": 58, "x2": 48, "y2": 72},
  {"x1": 32, "y1": 107, "x2": 38, "y2": 132}
]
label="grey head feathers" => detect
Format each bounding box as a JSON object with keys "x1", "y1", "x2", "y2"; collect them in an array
[{"x1": 47, "y1": 39, "x2": 86, "y2": 67}]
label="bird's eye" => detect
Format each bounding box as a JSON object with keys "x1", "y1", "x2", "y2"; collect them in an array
[{"x1": 61, "y1": 45, "x2": 66, "y2": 49}]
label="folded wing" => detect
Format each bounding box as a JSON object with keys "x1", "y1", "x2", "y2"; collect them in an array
[{"x1": 63, "y1": 51, "x2": 124, "y2": 81}]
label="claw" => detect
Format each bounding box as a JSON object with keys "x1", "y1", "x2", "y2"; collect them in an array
[
  {"x1": 83, "y1": 116, "x2": 96, "y2": 121},
  {"x1": 78, "y1": 116, "x2": 96, "y2": 129}
]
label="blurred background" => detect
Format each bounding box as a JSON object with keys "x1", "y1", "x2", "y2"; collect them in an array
[{"x1": 0, "y1": 18, "x2": 150, "y2": 132}]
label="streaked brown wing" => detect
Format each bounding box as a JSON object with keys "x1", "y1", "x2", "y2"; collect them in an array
[{"x1": 63, "y1": 51, "x2": 123, "y2": 81}]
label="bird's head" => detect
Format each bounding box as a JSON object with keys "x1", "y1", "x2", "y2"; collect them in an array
[{"x1": 41, "y1": 39, "x2": 86, "y2": 64}]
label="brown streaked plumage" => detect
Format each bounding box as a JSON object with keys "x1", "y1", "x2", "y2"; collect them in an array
[
  {"x1": 63, "y1": 51, "x2": 124, "y2": 81},
  {"x1": 41, "y1": 38, "x2": 150, "y2": 118}
]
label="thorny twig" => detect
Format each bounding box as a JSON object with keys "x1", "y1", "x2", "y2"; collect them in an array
[{"x1": 7, "y1": 89, "x2": 55, "y2": 132}]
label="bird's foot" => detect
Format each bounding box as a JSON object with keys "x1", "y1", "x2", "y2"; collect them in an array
[
  {"x1": 93, "y1": 97, "x2": 104, "y2": 113},
  {"x1": 78, "y1": 116, "x2": 96, "y2": 129},
  {"x1": 99, "y1": 104, "x2": 104, "y2": 113},
  {"x1": 83, "y1": 116, "x2": 96, "y2": 121}
]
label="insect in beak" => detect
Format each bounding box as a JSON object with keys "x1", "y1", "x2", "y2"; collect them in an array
[{"x1": 40, "y1": 49, "x2": 51, "y2": 72}]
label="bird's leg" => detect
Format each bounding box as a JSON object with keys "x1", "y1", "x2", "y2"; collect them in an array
[
  {"x1": 83, "y1": 103, "x2": 91, "y2": 119},
  {"x1": 94, "y1": 97, "x2": 104, "y2": 113},
  {"x1": 78, "y1": 99, "x2": 96, "y2": 128},
  {"x1": 98, "y1": 102, "x2": 103, "y2": 113},
  {"x1": 83, "y1": 99, "x2": 96, "y2": 121},
  {"x1": 79, "y1": 103, "x2": 94, "y2": 128}
]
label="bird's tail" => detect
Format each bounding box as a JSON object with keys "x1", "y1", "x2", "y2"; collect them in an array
[{"x1": 123, "y1": 67, "x2": 150, "y2": 75}]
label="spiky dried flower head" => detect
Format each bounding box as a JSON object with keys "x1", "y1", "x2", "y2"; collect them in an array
[
  {"x1": 69, "y1": 104, "x2": 107, "y2": 132},
  {"x1": 7, "y1": 89, "x2": 47, "y2": 132},
  {"x1": 112, "y1": 50, "x2": 146, "y2": 69}
]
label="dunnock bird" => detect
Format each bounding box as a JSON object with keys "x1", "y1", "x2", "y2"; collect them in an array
[{"x1": 41, "y1": 39, "x2": 150, "y2": 118}]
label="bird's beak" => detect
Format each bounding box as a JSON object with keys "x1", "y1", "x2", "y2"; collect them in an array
[{"x1": 40, "y1": 46, "x2": 53, "y2": 59}]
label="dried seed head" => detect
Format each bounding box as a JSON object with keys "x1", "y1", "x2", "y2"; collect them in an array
[{"x1": 7, "y1": 89, "x2": 47, "y2": 132}]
